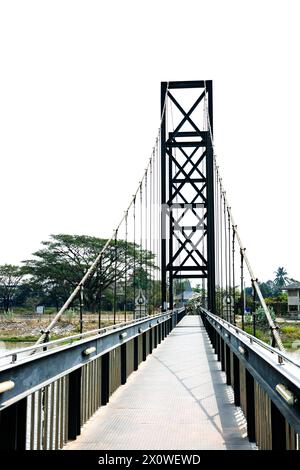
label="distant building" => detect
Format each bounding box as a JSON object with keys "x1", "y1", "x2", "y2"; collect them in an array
[
  {"x1": 174, "y1": 289, "x2": 194, "y2": 307},
  {"x1": 283, "y1": 282, "x2": 300, "y2": 318}
]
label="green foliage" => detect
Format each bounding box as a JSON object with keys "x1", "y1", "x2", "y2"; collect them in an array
[
  {"x1": 65, "y1": 308, "x2": 76, "y2": 323},
  {"x1": 22, "y1": 234, "x2": 157, "y2": 312},
  {"x1": 192, "y1": 283, "x2": 203, "y2": 294},
  {"x1": 0, "y1": 264, "x2": 25, "y2": 312},
  {"x1": 274, "y1": 267, "x2": 289, "y2": 288},
  {"x1": 255, "y1": 306, "x2": 276, "y2": 328},
  {"x1": 244, "y1": 325, "x2": 268, "y2": 341},
  {"x1": 280, "y1": 325, "x2": 300, "y2": 338},
  {"x1": 259, "y1": 281, "x2": 276, "y2": 298},
  {"x1": 0, "y1": 336, "x2": 36, "y2": 343},
  {"x1": 3, "y1": 309, "x2": 14, "y2": 319},
  {"x1": 244, "y1": 314, "x2": 253, "y2": 324}
]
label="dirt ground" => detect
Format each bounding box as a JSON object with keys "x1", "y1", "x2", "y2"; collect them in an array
[{"x1": 0, "y1": 311, "x2": 135, "y2": 341}]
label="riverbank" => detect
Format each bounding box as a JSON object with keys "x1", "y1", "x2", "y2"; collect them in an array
[{"x1": 0, "y1": 311, "x2": 135, "y2": 343}]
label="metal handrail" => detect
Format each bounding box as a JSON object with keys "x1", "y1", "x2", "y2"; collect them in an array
[{"x1": 200, "y1": 307, "x2": 300, "y2": 370}]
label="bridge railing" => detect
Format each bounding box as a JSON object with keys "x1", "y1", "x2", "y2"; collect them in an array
[
  {"x1": 0, "y1": 308, "x2": 186, "y2": 450},
  {"x1": 200, "y1": 307, "x2": 300, "y2": 450}
]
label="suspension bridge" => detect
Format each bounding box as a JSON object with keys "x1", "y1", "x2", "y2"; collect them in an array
[{"x1": 0, "y1": 81, "x2": 299, "y2": 451}]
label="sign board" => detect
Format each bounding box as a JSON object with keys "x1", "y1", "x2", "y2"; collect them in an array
[
  {"x1": 135, "y1": 289, "x2": 147, "y2": 307},
  {"x1": 36, "y1": 305, "x2": 44, "y2": 314},
  {"x1": 135, "y1": 289, "x2": 147, "y2": 318},
  {"x1": 222, "y1": 296, "x2": 234, "y2": 307}
]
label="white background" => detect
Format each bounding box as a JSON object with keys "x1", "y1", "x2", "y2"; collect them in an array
[{"x1": 0, "y1": 0, "x2": 299, "y2": 282}]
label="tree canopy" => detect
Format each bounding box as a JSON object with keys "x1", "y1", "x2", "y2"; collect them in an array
[
  {"x1": 0, "y1": 264, "x2": 25, "y2": 311},
  {"x1": 22, "y1": 234, "x2": 157, "y2": 311}
]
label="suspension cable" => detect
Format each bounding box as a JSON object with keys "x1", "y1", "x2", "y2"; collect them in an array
[
  {"x1": 98, "y1": 255, "x2": 103, "y2": 329},
  {"x1": 227, "y1": 207, "x2": 232, "y2": 323},
  {"x1": 133, "y1": 196, "x2": 136, "y2": 319},
  {"x1": 232, "y1": 225, "x2": 236, "y2": 325},
  {"x1": 124, "y1": 211, "x2": 128, "y2": 322},
  {"x1": 139, "y1": 182, "x2": 143, "y2": 318},
  {"x1": 34, "y1": 83, "x2": 170, "y2": 346},
  {"x1": 113, "y1": 229, "x2": 118, "y2": 324},
  {"x1": 203, "y1": 81, "x2": 284, "y2": 351}
]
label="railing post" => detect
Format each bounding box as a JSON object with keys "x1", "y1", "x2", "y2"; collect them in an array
[
  {"x1": 246, "y1": 370, "x2": 256, "y2": 442},
  {"x1": 101, "y1": 353, "x2": 110, "y2": 405},
  {"x1": 217, "y1": 334, "x2": 221, "y2": 362},
  {"x1": 0, "y1": 398, "x2": 27, "y2": 450},
  {"x1": 271, "y1": 402, "x2": 287, "y2": 449},
  {"x1": 154, "y1": 326, "x2": 158, "y2": 349},
  {"x1": 149, "y1": 328, "x2": 153, "y2": 353},
  {"x1": 142, "y1": 333, "x2": 147, "y2": 361},
  {"x1": 212, "y1": 326, "x2": 216, "y2": 350},
  {"x1": 233, "y1": 353, "x2": 240, "y2": 406},
  {"x1": 121, "y1": 343, "x2": 127, "y2": 385},
  {"x1": 220, "y1": 338, "x2": 225, "y2": 371},
  {"x1": 68, "y1": 368, "x2": 82, "y2": 440},
  {"x1": 158, "y1": 324, "x2": 161, "y2": 344},
  {"x1": 134, "y1": 336, "x2": 139, "y2": 370},
  {"x1": 215, "y1": 330, "x2": 219, "y2": 357},
  {"x1": 225, "y1": 343, "x2": 231, "y2": 385}
]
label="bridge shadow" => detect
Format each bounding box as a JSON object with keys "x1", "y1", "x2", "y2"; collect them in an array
[{"x1": 151, "y1": 315, "x2": 250, "y2": 450}]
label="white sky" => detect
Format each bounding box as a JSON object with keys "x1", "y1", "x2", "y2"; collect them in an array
[{"x1": 0, "y1": 0, "x2": 300, "y2": 283}]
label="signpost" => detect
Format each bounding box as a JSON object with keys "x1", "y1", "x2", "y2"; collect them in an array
[{"x1": 135, "y1": 289, "x2": 147, "y2": 318}]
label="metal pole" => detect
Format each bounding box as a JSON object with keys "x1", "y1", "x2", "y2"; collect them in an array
[
  {"x1": 113, "y1": 230, "x2": 118, "y2": 325},
  {"x1": 227, "y1": 208, "x2": 232, "y2": 323},
  {"x1": 240, "y1": 249, "x2": 245, "y2": 331},
  {"x1": 161, "y1": 82, "x2": 167, "y2": 312},
  {"x1": 98, "y1": 256, "x2": 103, "y2": 330},
  {"x1": 232, "y1": 225, "x2": 236, "y2": 325},
  {"x1": 79, "y1": 285, "x2": 84, "y2": 334},
  {"x1": 133, "y1": 196, "x2": 136, "y2": 320},
  {"x1": 124, "y1": 211, "x2": 128, "y2": 322},
  {"x1": 252, "y1": 279, "x2": 257, "y2": 337}
]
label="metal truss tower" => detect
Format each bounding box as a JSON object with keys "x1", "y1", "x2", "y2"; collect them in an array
[{"x1": 160, "y1": 80, "x2": 215, "y2": 313}]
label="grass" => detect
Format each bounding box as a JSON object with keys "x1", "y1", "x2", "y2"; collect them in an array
[
  {"x1": 243, "y1": 322, "x2": 300, "y2": 350},
  {"x1": 280, "y1": 325, "x2": 299, "y2": 335},
  {"x1": 0, "y1": 336, "x2": 37, "y2": 343},
  {"x1": 244, "y1": 325, "x2": 270, "y2": 343}
]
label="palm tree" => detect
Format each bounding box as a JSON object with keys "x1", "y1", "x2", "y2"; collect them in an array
[{"x1": 274, "y1": 267, "x2": 289, "y2": 288}]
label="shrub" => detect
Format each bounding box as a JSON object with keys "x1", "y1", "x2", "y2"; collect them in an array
[{"x1": 255, "y1": 306, "x2": 276, "y2": 328}]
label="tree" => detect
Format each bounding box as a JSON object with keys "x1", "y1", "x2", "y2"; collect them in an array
[
  {"x1": 22, "y1": 234, "x2": 157, "y2": 311},
  {"x1": 274, "y1": 267, "x2": 289, "y2": 289},
  {"x1": 259, "y1": 280, "x2": 276, "y2": 298},
  {"x1": 0, "y1": 264, "x2": 25, "y2": 312}
]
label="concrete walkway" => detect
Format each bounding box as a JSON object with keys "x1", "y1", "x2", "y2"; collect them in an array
[{"x1": 65, "y1": 316, "x2": 253, "y2": 450}]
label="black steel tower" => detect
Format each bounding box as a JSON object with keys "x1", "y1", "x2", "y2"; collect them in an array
[{"x1": 160, "y1": 80, "x2": 215, "y2": 312}]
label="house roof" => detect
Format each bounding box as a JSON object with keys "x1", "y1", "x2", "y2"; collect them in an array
[{"x1": 283, "y1": 282, "x2": 300, "y2": 290}]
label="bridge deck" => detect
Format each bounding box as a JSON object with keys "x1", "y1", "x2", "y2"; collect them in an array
[{"x1": 65, "y1": 316, "x2": 253, "y2": 450}]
